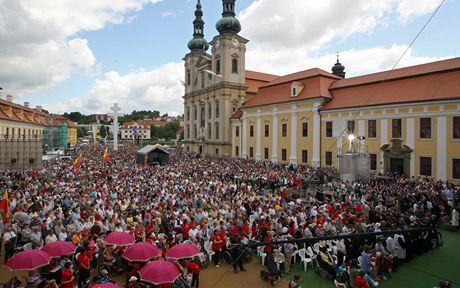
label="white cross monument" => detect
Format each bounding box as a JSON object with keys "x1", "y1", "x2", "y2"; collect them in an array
[{"x1": 110, "y1": 103, "x2": 121, "y2": 151}]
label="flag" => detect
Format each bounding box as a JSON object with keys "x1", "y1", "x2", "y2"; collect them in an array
[
  {"x1": 178, "y1": 79, "x2": 187, "y2": 87},
  {"x1": 73, "y1": 154, "x2": 82, "y2": 168},
  {"x1": 0, "y1": 190, "x2": 9, "y2": 223},
  {"x1": 103, "y1": 147, "x2": 110, "y2": 162}
]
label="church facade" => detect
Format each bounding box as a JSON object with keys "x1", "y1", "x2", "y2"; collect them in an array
[{"x1": 183, "y1": 0, "x2": 460, "y2": 182}]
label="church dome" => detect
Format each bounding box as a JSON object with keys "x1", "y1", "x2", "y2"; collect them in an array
[
  {"x1": 187, "y1": 0, "x2": 209, "y2": 53},
  {"x1": 216, "y1": 16, "x2": 241, "y2": 35},
  {"x1": 216, "y1": 0, "x2": 241, "y2": 35},
  {"x1": 188, "y1": 38, "x2": 209, "y2": 52}
]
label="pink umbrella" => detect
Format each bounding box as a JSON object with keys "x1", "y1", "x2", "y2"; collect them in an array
[
  {"x1": 4, "y1": 250, "x2": 52, "y2": 271},
  {"x1": 138, "y1": 260, "x2": 180, "y2": 285},
  {"x1": 92, "y1": 283, "x2": 121, "y2": 288},
  {"x1": 123, "y1": 242, "x2": 161, "y2": 262},
  {"x1": 41, "y1": 241, "x2": 76, "y2": 257},
  {"x1": 104, "y1": 231, "x2": 135, "y2": 246},
  {"x1": 165, "y1": 243, "x2": 200, "y2": 260}
]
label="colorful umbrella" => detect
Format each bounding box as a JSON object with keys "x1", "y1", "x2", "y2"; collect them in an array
[
  {"x1": 138, "y1": 260, "x2": 180, "y2": 285},
  {"x1": 122, "y1": 242, "x2": 161, "y2": 262},
  {"x1": 41, "y1": 241, "x2": 76, "y2": 257},
  {"x1": 104, "y1": 232, "x2": 135, "y2": 246},
  {"x1": 4, "y1": 250, "x2": 51, "y2": 271},
  {"x1": 165, "y1": 243, "x2": 200, "y2": 260},
  {"x1": 92, "y1": 283, "x2": 121, "y2": 288}
]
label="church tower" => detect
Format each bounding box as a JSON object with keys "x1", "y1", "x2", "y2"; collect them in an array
[{"x1": 210, "y1": 0, "x2": 248, "y2": 86}]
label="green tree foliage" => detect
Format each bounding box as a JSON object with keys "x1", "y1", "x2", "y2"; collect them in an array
[
  {"x1": 119, "y1": 110, "x2": 160, "y2": 124},
  {"x1": 63, "y1": 112, "x2": 93, "y2": 124},
  {"x1": 150, "y1": 122, "x2": 180, "y2": 140},
  {"x1": 99, "y1": 126, "x2": 107, "y2": 138},
  {"x1": 77, "y1": 127, "x2": 87, "y2": 138}
]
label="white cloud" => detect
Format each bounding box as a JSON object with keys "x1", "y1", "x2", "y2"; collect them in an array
[
  {"x1": 0, "y1": 0, "x2": 162, "y2": 95},
  {"x1": 161, "y1": 11, "x2": 176, "y2": 17},
  {"x1": 48, "y1": 62, "x2": 184, "y2": 115},
  {"x1": 246, "y1": 44, "x2": 451, "y2": 77},
  {"x1": 397, "y1": 0, "x2": 444, "y2": 23}
]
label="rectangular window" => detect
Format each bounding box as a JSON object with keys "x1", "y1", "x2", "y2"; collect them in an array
[
  {"x1": 420, "y1": 157, "x2": 432, "y2": 176},
  {"x1": 326, "y1": 122, "x2": 333, "y2": 138},
  {"x1": 392, "y1": 119, "x2": 402, "y2": 138},
  {"x1": 370, "y1": 153, "x2": 377, "y2": 171},
  {"x1": 250, "y1": 125, "x2": 254, "y2": 137},
  {"x1": 420, "y1": 118, "x2": 431, "y2": 139},
  {"x1": 265, "y1": 124, "x2": 269, "y2": 137},
  {"x1": 347, "y1": 120, "x2": 355, "y2": 133},
  {"x1": 282, "y1": 123, "x2": 287, "y2": 137},
  {"x1": 249, "y1": 147, "x2": 254, "y2": 158},
  {"x1": 302, "y1": 122, "x2": 308, "y2": 137},
  {"x1": 215, "y1": 125, "x2": 219, "y2": 139},
  {"x1": 215, "y1": 103, "x2": 219, "y2": 118},
  {"x1": 235, "y1": 126, "x2": 239, "y2": 137},
  {"x1": 453, "y1": 116, "x2": 460, "y2": 139},
  {"x1": 235, "y1": 146, "x2": 239, "y2": 157},
  {"x1": 281, "y1": 149, "x2": 287, "y2": 161},
  {"x1": 325, "y1": 151, "x2": 332, "y2": 166},
  {"x1": 453, "y1": 159, "x2": 460, "y2": 179},
  {"x1": 368, "y1": 120, "x2": 377, "y2": 138},
  {"x1": 264, "y1": 148, "x2": 269, "y2": 160},
  {"x1": 302, "y1": 150, "x2": 308, "y2": 163}
]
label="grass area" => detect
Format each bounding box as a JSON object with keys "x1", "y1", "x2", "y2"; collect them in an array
[{"x1": 282, "y1": 230, "x2": 460, "y2": 288}]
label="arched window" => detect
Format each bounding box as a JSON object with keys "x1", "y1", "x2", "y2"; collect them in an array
[
  {"x1": 187, "y1": 70, "x2": 191, "y2": 85},
  {"x1": 216, "y1": 59, "x2": 221, "y2": 75},
  {"x1": 232, "y1": 59, "x2": 238, "y2": 74},
  {"x1": 201, "y1": 72, "x2": 205, "y2": 88},
  {"x1": 208, "y1": 125, "x2": 211, "y2": 139},
  {"x1": 215, "y1": 123, "x2": 220, "y2": 139}
]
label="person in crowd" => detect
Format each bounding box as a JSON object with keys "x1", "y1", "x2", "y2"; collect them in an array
[
  {"x1": 61, "y1": 261, "x2": 74, "y2": 288},
  {"x1": 288, "y1": 274, "x2": 302, "y2": 288}
]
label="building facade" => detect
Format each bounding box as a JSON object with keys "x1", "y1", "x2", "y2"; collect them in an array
[
  {"x1": 43, "y1": 115, "x2": 78, "y2": 151},
  {"x1": 0, "y1": 97, "x2": 46, "y2": 169},
  {"x1": 182, "y1": 0, "x2": 460, "y2": 182},
  {"x1": 121, "y1": 120, "x2": 152, "y2": 140}
]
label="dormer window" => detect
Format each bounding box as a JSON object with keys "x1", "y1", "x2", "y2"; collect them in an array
[{"x1": 291, "y1": 81, "x2": 304, "y2": 97}]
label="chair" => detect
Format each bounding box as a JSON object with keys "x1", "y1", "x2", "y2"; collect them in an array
[
  {"x1": 297, "y1": 248, "x2": 313, "y2": 271},
  {"x1": 306, "y1": 246, "x2": 318, "y2": 267},
  {"x1": 273, "y1": 250, "x2": 285, "y2": 271},
  {"x1": 358, "y1": 256, "x2": 362, "y2": 267},
  {"x1": 204, "y1": 242, "x2": 215, "y2": 263},
  {"x1": 23, "y1": 243, "x2": 33, "y2": 250},
  {"x1": 257, "y1": 246, "x2": 267, "y2": 266},
  {"x1": 313, "y1": 242, "x2": 320, "y2": 254},
  {"x1": 334, "y1": 279, "x2": 347, "y2": 288}
]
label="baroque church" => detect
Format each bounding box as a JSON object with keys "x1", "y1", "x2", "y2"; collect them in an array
[{"x1": 183, "y1": 0, "x2": 460, "y2": 183}]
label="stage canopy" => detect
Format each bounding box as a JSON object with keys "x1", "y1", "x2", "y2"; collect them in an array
[{"x1": 136, "y1": 144, "x2": 170, "y2": 165}]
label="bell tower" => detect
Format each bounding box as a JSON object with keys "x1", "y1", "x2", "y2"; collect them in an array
[{"x1": 210, "y1": 0, "x2": 248, "y2": 86}]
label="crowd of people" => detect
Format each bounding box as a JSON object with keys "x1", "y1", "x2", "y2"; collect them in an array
[{"x1": 0, "y1": 144, "x2": 458, "y2": 288}]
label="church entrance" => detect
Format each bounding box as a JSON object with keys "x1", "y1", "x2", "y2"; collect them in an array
[
  {"x1": 390, "y1": 158, "x2": 404, "y2": 176},
  {"x1": 198, "y1": 145, "x2": 203, "y2": 155},
  {"x1": 381, "y1": 139, "x2": 413, "y2": 177}
]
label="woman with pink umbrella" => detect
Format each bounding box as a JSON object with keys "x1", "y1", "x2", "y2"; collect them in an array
[{"x1": 138, "y1": 260, "x2": 181, "y2": 286}]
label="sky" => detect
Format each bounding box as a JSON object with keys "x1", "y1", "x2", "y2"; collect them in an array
[{"x1": 0, "y1": 0, "x2": 458, "y2": 116}]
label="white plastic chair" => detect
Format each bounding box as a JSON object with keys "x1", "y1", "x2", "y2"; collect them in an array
[
  {"x1": 23, "y1": 243, "x2": 33, "y2": 250},
  {"x1": 306, "y1": 246, "x2": 318, "y2": 267},
  {"x1": 204, "y1": 242, "x2": 215, "y2": 263},
  {"x1": 313, "y1": 242, "x2": 320, "y2": 254},
  {"x1": 273, "y1": 250, "x2": 286, "y2": 271},
  {"x1": 298, "y1": 248, "x2": 313, "y2": 271},
  {"x1": 257, "y1": 246, "x2": 267, "y2": 266},
  {"x1": 334, "y1": 279, "x2": 347, "y2": 287}
]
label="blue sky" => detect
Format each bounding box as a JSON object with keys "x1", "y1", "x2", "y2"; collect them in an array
[{"x1": 0, "y1": 0, "x2": 458, "y2": 115}]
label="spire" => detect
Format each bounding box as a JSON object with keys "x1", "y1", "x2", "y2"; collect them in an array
[
  {"x1": 332, "y1": 53, "x2": 346, "y2": 79},
  {"x1": 188, "y1": 0, "x2": 209, "y2": 53},
  {"x1": 216, "y1": 0, "x2": 241, "y2": 35}
]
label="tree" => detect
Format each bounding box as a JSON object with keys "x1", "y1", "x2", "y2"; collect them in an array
[
  {"x1": 99, "y1": 126, "x2": 107, "y2": 138},
  {"x1": 77, "y1": 127, "x2": 87, "y2": 138},
  {"x1": 150, "y1": 122, "x2": 180, "y2": 140}
]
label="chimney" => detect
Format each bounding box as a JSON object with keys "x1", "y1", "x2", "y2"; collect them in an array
[
  {"x1": 36, "y1": 106, "x2": 42, "y2": 112},
  {"x1": 6, "y1": 95, "x2": 13, "y2": 102},
  {"x1": 24, "y1": 101, "x2": 30, "y2": 108}
]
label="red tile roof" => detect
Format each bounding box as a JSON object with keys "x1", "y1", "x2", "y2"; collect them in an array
[
  {"x1": 324, "y1": 58, "x2": 460, "y2": 110},
  {"x1": 230, "y1": 110, "x2": 243, "y2": 119},
  {"x1": 0, "y1": 99, "x2": 47, "y2": 126},
  {"x1": 243, "y1": 68, "x2": 340, "y2": 108},
  {"x1": 245, "y1": 70, "x2": 279, "y2": 94}
]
